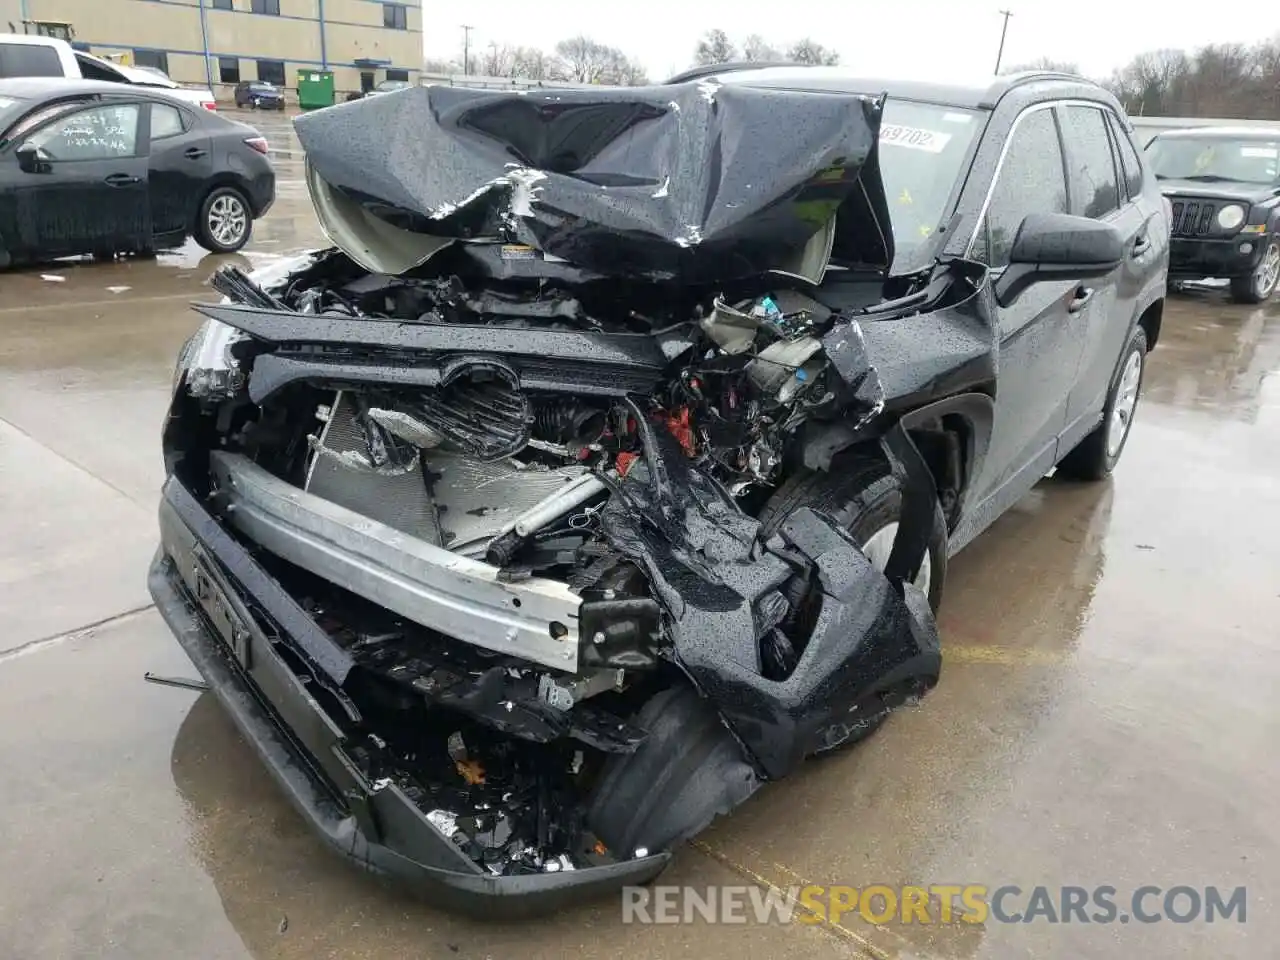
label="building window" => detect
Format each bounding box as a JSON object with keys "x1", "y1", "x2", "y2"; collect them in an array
[
  {"x1": 132, "y1": 49, "x2": 170, "y2": 75},
  {"x1": 218, "y1": 57, "x2": 240, "y2": 83},
  {"x1": 256, "y1": 59, "x2": 285, "y2": 86},
  {"x1": 385, "y1": 68, "x2": 409, "y2": 82},
  {"x1": 211, "y1": 0, "x2": 233, "y2": 9},
  {"x1": 251, "y1": 0, "x2": 280, "y2": 14},
  {"x1": 383, "y1": 3, "x2": 407, "y2": 29}
]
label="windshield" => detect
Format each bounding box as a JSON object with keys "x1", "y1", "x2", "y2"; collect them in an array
[
  {"x1": 376, "y1": 80, "x2": 409, "y2": 91},
  {"x1": 1146, "y1": 137, "x2": 1280, "y2": 185},
  {"x1": 877, "y1": 100, "x2": 984, "y2": 272},
  {"x1": 252, "y1": 82, "x2": 277, "y2": 91}
]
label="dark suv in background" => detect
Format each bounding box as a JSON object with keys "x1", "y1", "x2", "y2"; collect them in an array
[{"x1": 1146, "y1": 126, "x2": 1280, "y2": 303}]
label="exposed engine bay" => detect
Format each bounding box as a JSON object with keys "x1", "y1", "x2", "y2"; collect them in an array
[
  {"x1": 160, "y1": 77, "x2": 958, "y2": 888},
  {"x1": 174, "y1": 250, "x2": 947, "y2": 878}
]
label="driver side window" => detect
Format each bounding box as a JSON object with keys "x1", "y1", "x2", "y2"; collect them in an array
[
  {"x1": 26, "y1": 103, "x2": 141, "y2": 161},
  {"x1": 976, "y1": 107, "x2": 1068, "y2": 269}
]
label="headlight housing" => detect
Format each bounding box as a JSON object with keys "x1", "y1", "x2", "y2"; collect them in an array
[{"x1": 1217, "y1": 204, "x2": 1246, "y2": 231}]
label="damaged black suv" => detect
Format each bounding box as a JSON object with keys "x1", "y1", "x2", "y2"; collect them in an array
[{"x1": 150, "y1": 64, "x2": 1167, "y2": 912}]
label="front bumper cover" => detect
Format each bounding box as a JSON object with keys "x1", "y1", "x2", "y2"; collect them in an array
[
  {"x1": 1169, "y1": 235, "x2": 1268, "y2": 279},
  {"x1": 149, "y1": 476, "x2": 670, "y2": 916}
]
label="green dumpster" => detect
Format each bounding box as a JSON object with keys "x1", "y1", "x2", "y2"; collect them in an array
[{"x1": 296, "y1": 70, "x2": 335, "y2": 111}]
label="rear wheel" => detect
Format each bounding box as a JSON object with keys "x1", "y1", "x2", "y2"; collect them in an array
[
  {"x1": 1057, "y1": 326, "x2": 1147, "y2": 481},
  {"x1": 1230, "y1": 240, "x2": 1280, "y2": 304},
  {"x1": 194, "y1": 187, "x2": 252, "y2": 254}
]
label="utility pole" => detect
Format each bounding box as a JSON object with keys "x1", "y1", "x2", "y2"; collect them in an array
[
  {"x1": 461, "y1": 25, "x2": 474, "y2": 76},
  {"x1": 994, "y1": 9, "x2": 1012, "y2": 74}
]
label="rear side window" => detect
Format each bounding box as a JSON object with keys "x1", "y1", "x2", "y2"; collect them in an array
[
  {"x1": 0, "y1": 43, "x2": 64, "y2": 78},
  {"x1": 1106, "y1": 113, "x2": 1145, "y2": 199},
  {"x1": 976, "y1": 107, "x2": 1068, "y2": 269},
  {"x1": 1058, "y1": 105, "x2": 1121, "y2": 219},
  {"x1": 150, "y1": 103, "x2": 186, "y2": 140}
]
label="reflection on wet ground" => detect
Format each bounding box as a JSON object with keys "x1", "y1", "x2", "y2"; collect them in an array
[{"x1": 1, "y1": 185, "x2": 1277, "y2": 958}]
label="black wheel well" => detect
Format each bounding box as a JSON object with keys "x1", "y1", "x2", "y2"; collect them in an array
[
  {"x1": 198, "y1": 176, "x2": 252, "y2": 212},
  {"x1": 1137, "y1": 299, "x2": 1163, "y2": 351},
  {"x1": 907, "y1": 415, "x2": 971, "y2": 532}
]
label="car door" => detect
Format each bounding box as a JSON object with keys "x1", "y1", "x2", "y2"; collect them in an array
[
  {"x1": 9, "y1": 100, "x2": 150, "y2": 256},
  {"x1": 1061, "y1": 106, "x2": 1159, "y2": 438},
  {"x1": 146, "y1": 101, "x2": 212, "y2": 239},
  {"x1": 967, "y1": 103, "x2": 1085, "y2": 504}
]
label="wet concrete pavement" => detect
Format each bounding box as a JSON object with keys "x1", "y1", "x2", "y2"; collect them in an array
[{"x1": 2, "y1": 130, "x2": 1278, "y2": 957}]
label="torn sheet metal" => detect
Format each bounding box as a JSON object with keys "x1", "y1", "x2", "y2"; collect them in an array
[
  {"x1": 292, "y1": 81, "x2": 893, "y2": 282},
  {"x1": 599, "y1": 405, "x2": 940, "y2": 780}
]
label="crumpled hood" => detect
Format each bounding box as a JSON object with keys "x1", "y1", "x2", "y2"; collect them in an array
[{"x1": 292, "y1": 80, "x2": 894, "y2": 282}]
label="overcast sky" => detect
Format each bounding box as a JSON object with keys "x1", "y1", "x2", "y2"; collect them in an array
[{"x1": 422, "y1": 2, "x2": 1280, "y2": 82}]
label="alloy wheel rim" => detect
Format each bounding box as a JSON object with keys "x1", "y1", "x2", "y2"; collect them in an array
[
  {"x1": 860, "y1": 521, "x2": 932, "y2": 597},
  {"x1": 1257, "y1": 245, "x2": 1280, "y2": 299},
  {"x1": 208, "y1": 195, "x2": 247, "y2": 247},
  {"x1": 1107, "y1": 349, "x2": 1143, "y2": 458}
]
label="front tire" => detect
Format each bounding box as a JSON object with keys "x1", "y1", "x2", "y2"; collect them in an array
[
  {"x1": 194, "y1": 187, "x2": 252, "y2": 254},
  {"x1": 758, "y1": 450, "x2": 947, "y2": 611},
  {"x1": 1057, "y1": 326, "x2": 1147, "y2": 481},
  {"x1": 757, "y1": 449, "x2": 948, "y2": 752},
  {"x1": 1230, "y1": 240, "x2": 1280, "y2": 304}
]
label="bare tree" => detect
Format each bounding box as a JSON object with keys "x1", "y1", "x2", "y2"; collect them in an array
[
  {"x1": 694, "y1": 29, "x2": 737, "y2": 65},
  {"x1": 481, "y1": 43, "x2": 516, "y2": 78},
  {"x1": 423, "y1": 57, "x2": 462, "y2": 75},
  {"x1": 511, "y1": 46, "x2": 571, "y2": 82},
  {"x1": 555, "y1": 35, "x2": 615, "y2": 83},
  {"x1": 742, "y1": 34, "x2": 782, "y2": 63},
  {"x1": 1002, "y1": 56, "x2": 1081, "y2": 75},
  {"x1": 786, "y1": 38, "x2": 840, "y2": 66},
  {"x1": 600, "y1": 48, "x2": 650, "y2": 86}
]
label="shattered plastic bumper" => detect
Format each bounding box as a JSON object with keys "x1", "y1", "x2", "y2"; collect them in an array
[{"x1": 148, "y1": 476, "x2": 670, "y2": 915}]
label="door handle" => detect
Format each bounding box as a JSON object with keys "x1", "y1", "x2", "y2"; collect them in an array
[
  {"x1": 104, "y1": 173, "x2": 141, "y2": 187},
  {"x1": 1131, "y1": 235, "x2": 1150, "y2": 256},
  {"x1": 184, "y1": 147, "x2": 207, "y2": 159},
  {"x1": 1068, "y1": 286, "x2": 1094, "y2": 313}
]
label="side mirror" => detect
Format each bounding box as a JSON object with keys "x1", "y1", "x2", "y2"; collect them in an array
[
  {"x1": 15, "y1": 142, "x2": 48, "y2": 174},
  {"x1": 994, "y1": 213, "x2": 1124, "y2": 307}
]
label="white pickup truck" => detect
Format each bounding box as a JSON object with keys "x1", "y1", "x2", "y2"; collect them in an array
[{"x1": 0, "y1": 34, "x2": 218, "y2": 111}]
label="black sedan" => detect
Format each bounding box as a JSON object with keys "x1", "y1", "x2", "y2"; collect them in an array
[{"x1": 0, "y1": 77, "x2": 275, "y2": 266}]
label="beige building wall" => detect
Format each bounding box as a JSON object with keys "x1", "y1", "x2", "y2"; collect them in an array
[
  {"x1": 22, "y1": 0, "x2": 420, "y2": 98},
  {"x1": 1, "y1": 0, "x2": 25, "y2": 31}
]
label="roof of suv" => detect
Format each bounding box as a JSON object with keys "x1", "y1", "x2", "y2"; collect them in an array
[{"x1": 664, "y1": 62, "x2": 1103, "y2": 110}]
